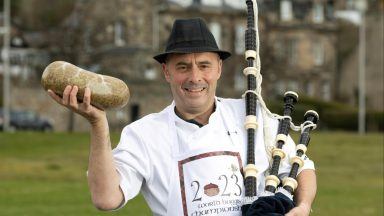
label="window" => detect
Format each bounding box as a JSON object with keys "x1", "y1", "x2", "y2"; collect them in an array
[
  {"x1": 274, "y1": 40, "x2": 284, "y2": 61},
  {"x1": 144, "y1": 68, "x2": 157, "y2": 80},
  {"x1": 114, "y1": 21, "x2": 126, "y2": 47},
  {"x1": 287, "y1": 39, "x2": 297, "y2": 65},
  {"x1": 224, "y1": 0, "x2": 246, "y2": 9},
  {"x1": 313, "y1": 2, "x2": 324, "y2": 23},
  {"x1": 326, "y1": 0, "x2": 334, "y2": 20},
  {"x1": 168, "y1": 0, "x2": 193, "y2": 7},
  {"x1": 235, "y1": 24, "x2": 245, "y2": 54},
  {"x1": 106, "y1": 23, "x2": 115, "y2": 40},
  {"x1": 275, "y1": 80, "x2": 286, "y2": 95},
  {"x1": 280, "y1": 0, "x2": 293, "y2": 21},
  {"x1": 322, "y1": 81, "x2": 331, "y2": 101},
  {"x1": 355, "y1": 0, "x2": 367, "y2": 11},
  {"x1": 11, "y1": 37, "x2": 25, "y2": 47},
  {"x1": 346, "y1": 0, "x2": 355, "y2": 10},
  {"x1": 313, "y1": 41, "x2": 324, "y2": 66},
  {"x1": 202, "y1": 0, "x2": 222, "y2": 6},
  {"x1": 305, "y1": 82, "x2": 315, "y2": 97},
  {"x1": 209, "y1": 22, "x2": 222, "y2": 48},
  {"x1": 234, "y1": 67, "x2": 245, "y2": 92},
  {"x1": 287, "y1": 80, "x2": 299, "y2": 92}
]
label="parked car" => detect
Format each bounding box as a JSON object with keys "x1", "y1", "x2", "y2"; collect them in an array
[{"x1": 0, "y1": 108, "x2": 53, "y2": 132}]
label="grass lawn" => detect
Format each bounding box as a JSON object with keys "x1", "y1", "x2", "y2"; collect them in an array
[
  {"x1": 0, "y1": 131, "x2": 382, "y2": 215},
  {"x1": 301, "y1": 132, "x2": 383, "y2": 216}
]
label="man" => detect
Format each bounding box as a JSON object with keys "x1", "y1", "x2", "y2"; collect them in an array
[{"x1": 47, "y1": 18, "x2": 316, "y2": 215}]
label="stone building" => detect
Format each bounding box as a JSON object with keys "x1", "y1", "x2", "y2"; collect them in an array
[
  {"x1": 2, "y1": 0, "x2": 381, "y2": 131},
  {"x1": 334, "y1": 0, "x2": 383, "y2": 111},
  {"x1": 257, "y1": 0, "x2": 338, "y2": 102},
  {"x1": 2, "y1": 0, "x2": 250, "y2": 132}
]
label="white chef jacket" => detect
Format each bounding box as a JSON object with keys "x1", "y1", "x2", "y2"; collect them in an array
[{"x1": 112, "y1": 97, "x2": 315, "y2": 215}]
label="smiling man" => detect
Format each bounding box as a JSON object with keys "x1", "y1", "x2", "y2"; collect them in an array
[
  {"x1": 163, "y1": 52, "x2": 222, "y2": 124},
  {"x1": 47, "y1": 18, "x2": 316, "y2": 216}
]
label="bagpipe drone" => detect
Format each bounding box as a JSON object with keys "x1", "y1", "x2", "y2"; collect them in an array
[{"x1": 240, "y1": 1, "x2": 319, "y2": 215}]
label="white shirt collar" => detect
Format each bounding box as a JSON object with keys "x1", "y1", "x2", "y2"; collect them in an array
[{"x1": 172, "y1": 97, "x2": 222, "y2": 130}]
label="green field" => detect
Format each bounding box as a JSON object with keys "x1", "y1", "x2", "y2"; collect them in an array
[{"x1": 0, "y1": 132, "x2": 382, "y2": 215}]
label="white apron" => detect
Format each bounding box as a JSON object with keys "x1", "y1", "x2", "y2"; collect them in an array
[{"x1": 165, "y1": 103, "x2": 247, "y2": 216}]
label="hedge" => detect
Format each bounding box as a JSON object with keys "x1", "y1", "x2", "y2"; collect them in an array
[{"x1": 265, "y1": 96, "x2": 383, "y2": 132}]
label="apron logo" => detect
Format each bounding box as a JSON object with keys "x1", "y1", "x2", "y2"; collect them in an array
[
  {"x1": 203, "y1": 183, "x2": 220, "y2": 197},
  {"x1": 178, "y1": 151, "x2": 244, "y2": 216},
  {"x1": 230, "y1": 164, "x2": 239, "y2": 172}
]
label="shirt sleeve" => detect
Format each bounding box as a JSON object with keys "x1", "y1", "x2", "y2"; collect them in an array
[
  {"x1": 278, "y1": 134, "x2": 315, "y2": 180},
  {"x1": 112, "y1": 125, "x2": 151, "y2": 208}
]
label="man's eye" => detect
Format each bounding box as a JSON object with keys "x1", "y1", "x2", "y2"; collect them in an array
[
  {"x1": 177, "y1": 66, "x2": 187, "y2": 70},
  {"x1": 200, "y1": 64, "x2": 210, "y2": 69}
]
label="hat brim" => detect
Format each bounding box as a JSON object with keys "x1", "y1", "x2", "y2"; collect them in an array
[{"x1": 153, "y1": 47, "x2": 231, "y2": 63}]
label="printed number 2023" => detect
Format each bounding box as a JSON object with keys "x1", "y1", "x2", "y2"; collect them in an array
[{"x1": 190, "y1": 174, "x2": 242, "y2": 202}]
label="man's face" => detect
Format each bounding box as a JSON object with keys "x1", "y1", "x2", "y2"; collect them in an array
[{"x1": 162, "y1": 52, "x2": 222, "y2": 115}]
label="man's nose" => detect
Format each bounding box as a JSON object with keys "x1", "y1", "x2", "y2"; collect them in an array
[{"x1": 190, "y1": 65, "x2": 202, "y2": 82}]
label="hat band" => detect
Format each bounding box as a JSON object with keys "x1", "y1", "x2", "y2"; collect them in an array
[{"x1": 166, "y1": 40, "x2": 218, "y2": 51}]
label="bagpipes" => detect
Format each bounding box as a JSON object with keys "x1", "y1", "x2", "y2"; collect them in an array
[{"x1": 240, "y1": 0, "x2": 319, "y2": 215}]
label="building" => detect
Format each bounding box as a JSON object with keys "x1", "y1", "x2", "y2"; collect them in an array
[
  {"x1": 1, "y1": 0, "x2": 382, "y2": 131},
  {"x1": 334, "y1": 0, "x2": 383, "y2": 111},
  {"x1": 257, "y1": 0, "x2": 338, "y2": 103}
]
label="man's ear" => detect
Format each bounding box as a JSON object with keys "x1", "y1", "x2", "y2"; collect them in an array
[
  {"x1": 217, "y1": 59, "x2": 223, "y2": 78},
  {"x1": 162, "y1": 63, "x2": 171, "y2": 82}
]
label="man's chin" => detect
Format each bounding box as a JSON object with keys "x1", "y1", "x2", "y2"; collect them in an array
[
  {"x1": 185, "y1": 103, "x2": 205, "y2": 113},
  {"x1": 183, "y1": 99, "x2": 213, "y2": 113}
]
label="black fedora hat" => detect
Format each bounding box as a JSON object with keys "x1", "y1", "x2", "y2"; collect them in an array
[{"x1": 153, "y1": 18, "x2": 231, "y2": 63}]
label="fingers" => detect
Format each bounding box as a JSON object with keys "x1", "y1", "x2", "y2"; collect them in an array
[
  {"x1": 83, "y1": 87, "x2": 91, "y2": 109},
  {"x1": 47, "y1": 89, "x2": 63, "y2": 104},
  {"x1": 49, "y1": 85, "x2": 80, "y2": 110},
  {"x1": 285, "y1": 206, "x2": 309, "y2": 216},
  {"x1": 69, "y1": 86, "x2": 79, "y2": 109},
  {"x1": 47, "y1": 86, "x2": 104, "y2": 124},
  {"x1": 48, "y1": 86, "x2": 98, "y2": 115},
  {"x1": 62, "y1": 85, "x2": 72, "y2": 105}
]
